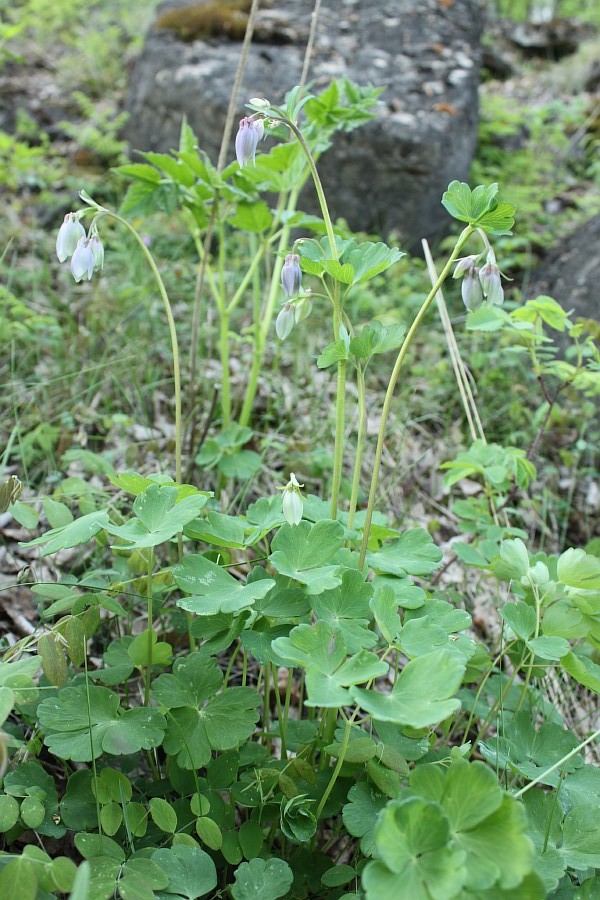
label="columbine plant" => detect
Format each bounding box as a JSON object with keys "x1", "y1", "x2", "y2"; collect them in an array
[{"x1": 9, "y1": 69, "x2": 597, "y2": 900}]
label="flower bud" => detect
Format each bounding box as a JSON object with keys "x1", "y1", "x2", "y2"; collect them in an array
[
  {"x1": 70, "y1": 237, "x2": 95, "y2": 283},
  {"x1": 276, "y1": 302, "x2": 295, "y2": 340},
  {"x1": 294, "y1": 293, "x2": 312, "y2": 324},
  {"x1": 281, "y1": 253, "x2": 302, "y2": 299},
  {"x1": 282, "y1": 473, "x2": 304, "y2": 525},
  {"x1": 249, "y1": 97, "x2": 270, "y2": 109},
  {"x1": 56, "y1": 212, "x2": 85, "y2": 262},
  {"x1": 235, "y1": 117, "x2": 260, "y2": 168},
  {"x1": 479, "y1": 260, "x2": 504, "y2": 306}
]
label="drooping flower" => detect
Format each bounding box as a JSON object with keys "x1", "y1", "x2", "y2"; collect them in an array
[
  {"x1": 235, "y1": 117, "x2": 261, "y2": 168},
  {"x1": 89, "y1": 235, "x2": 104, "y2": 272},
  {"x1": 461, "y1": 266, "x2": 483, "y2": 311},
  {"x1": 276, "y1": 302, "x2": 295, "y2": 340},
  {"x1": 452, "y1": 255, "x2": 479, "y2": 279},
  {"x1": 70, "y1": 237, "x2": 95, "y2": 283},
  {"x1": 282, "y1": 472, "x2": 304, "y2": 525},
  {"x1": 281, "y1": 253, "x2": 302, "y2": 299},
  {"x1": 56, "y1": 213, "x2": 86, "y2": 262},
  {"x1": 479, "y1": 259, "x2": 504, "y2": 306},
  {"x1": 453, "y1": 256, "x2": 483, "y2": 311}
]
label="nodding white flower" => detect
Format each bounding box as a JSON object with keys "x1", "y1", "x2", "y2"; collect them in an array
[
  {"x1": 281, "y1": 253, "x2": 302, "y2": 299},
  {"x1": 461, "y1": 266, "x2": 483, "y2": 311},
  {"x1": 70, "y1": 237, "x2": 95, "y2": 283},
  {"x1": 56, "y1": 213, "x2": 86, "y2": 262},
  {"x1": 276, "y1": 302, "x2": 295, "y2": 340},
  {"x1": 235, "y1": 116, "x2": 262, "y2": 168},
  {"x1": 479, "y1": 260, "x2": 504, "y2": 306},
  {"x1": 90, "y1": 235, "x2": 104, "y2": 272},
  {"x1": 282, "y1": 472, "x2": 304, "y2": 525}
]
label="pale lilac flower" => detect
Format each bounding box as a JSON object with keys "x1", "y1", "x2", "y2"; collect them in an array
[
  {"x1": 235, "y1": 117, "x2": 260, "y2": 168},
  {"x1": 461, "y1": 265, "x2": 483, "y2": 311},
  {"x1": 479, "y1": 260, "x2": 504, "y2": 306},
  {"x1": 282, "y1": 473, "x2": 304, "y2": 525},
  {"x1": 276, "y1": 302, "x2": 295, "y2": 340},
  {"x1": 281, "y1": 253, "x2": 302, "y2": 299},
  {"x1": 56, "y1": 213, "x2": 85, "y2": 262},
  {"x1": 71, "y1": 238, "x2": 95, "y2": 283}
]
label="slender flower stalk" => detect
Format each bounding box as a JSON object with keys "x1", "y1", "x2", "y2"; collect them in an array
[
  {"x1": 266, "y1": 114, "x2": 347, "y2": 519},
  {"x1": 73, "y1": 201, "x2": 183, "y2": 486},
  {"x1": 358, "y1": 225, "x2": 474, "y2": 566}
]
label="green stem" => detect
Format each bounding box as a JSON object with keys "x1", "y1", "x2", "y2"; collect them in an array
[
  {"x1": 358, "y1": 225, "x2": 473, "y2": 566},
  {"x1": 316, "y1": 716, "x2": 352, "y2": 820},
  {"x1": 330, "y1": 357, "x2": 346, "y2": 519},
  {"x1": 219, "y1": 308, "x2": 231, "y2": 426},
  {"x1": 238, "y1": 188, "x2": 300, "y2": 427},
  {"x1": 347, "y1": 362, "x2": 367, "y2": 530},
  {"x1": 272, "y1": 664, "x2": 287, "y2": 760},
  {"x1": 144, "y1": 549, "x2": 154, "y2": 707},
  {"x1": 95, "y1": 210, "x2": 183, "y2": 485}
]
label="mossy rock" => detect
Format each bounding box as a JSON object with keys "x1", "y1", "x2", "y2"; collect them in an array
[{"x1": 155, "y1": 0, "x2": 251, "y2": 42}]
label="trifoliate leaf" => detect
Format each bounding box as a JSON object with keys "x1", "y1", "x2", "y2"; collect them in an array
[
  {"x1": 317, "y1": 339, "x2": 350, "y2": 369},
  {"x1": 175, "y1": 554, "x2": 275, "y2": 616},
  {"x1": 229, "y1": 200, "x2": 273, "y2": 233},
  {"x1": 104, "y1": 483, "x2": 208, "y2": 549},
  {"x1": 311, "y1": 569, "x2": 376, "y2": 653},
  {"x1": 269, "y1": 520, "x2": 345, "y2": 594},
  {"x1": 345, "y1": 241, "x2": 404, "y2": 284},
  {"x1": 184, "y1": 510, "x2": 247, "y2": 548},
  {"x1": 367, "y1": 528, "x2": 443, "y2": 577},
  {"x1": 152, "y1": 652, "x2": 223, "y2": 708},
  {"x1": 411, "y1": 759, "x2": 534, "y2": 891},
  {"x1": 363, "y1": 796, "x2": 466, "y2": 900},
  {"x1": 441, "y1": 181, "x2": 499, "y2": 224},
  {"x1": 353, "y1": 650, "x2": 464, "y2": 727},
  {"x1": 231, "y1": 858, "x2": 294, "y2": 900},
  {"x1": 161, "y1": 688, "x2": 260, "y2": 769},
  {"x1": 38, "y1": 685, "x2": 166, "y2": 761},
  {"x1": 479, "y1": 713, "x2": 582, "y2": 787},
  {"x1": 272, "y1": 620, "x2": 387, "y2": 707}
]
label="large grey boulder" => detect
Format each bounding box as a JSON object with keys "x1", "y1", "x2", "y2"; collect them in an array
[
  {"x1": 527, "y1": 215, "x2": 600, "y2": 321},
  {"x1": 124, "y1": 0, "x2": 485, "y2": 246}
]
